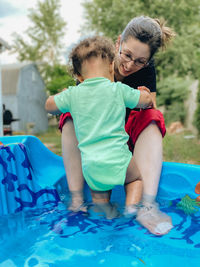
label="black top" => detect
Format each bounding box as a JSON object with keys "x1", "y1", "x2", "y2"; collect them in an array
[
  {"x1": 119, "y1": 61, "x2": 156, "y2": 121},
  {"x1": 122, "y1": 61, "x2": 156, "y2": 92}
]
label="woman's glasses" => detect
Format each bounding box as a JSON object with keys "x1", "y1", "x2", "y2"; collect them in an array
[{"x1": 119, "y1": 45, "x2": 149, "y2": 68}]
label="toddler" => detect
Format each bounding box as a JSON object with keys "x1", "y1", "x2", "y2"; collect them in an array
[{"x1": 45, "y1": 36, "x2": 153, "y2": 219}]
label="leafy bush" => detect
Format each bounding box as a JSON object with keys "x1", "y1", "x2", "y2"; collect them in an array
[
  {"x1": 82, "y1": 0, "x2": 200, "y2": 128},
  {"x1": 46, "y1": 65, "x2": 75, "y2": 95},
  {"x1": 163, "y1": 103, "x2": 187, "y2": 126},
  {"x1": 157, "y1": 75, "x2": 191, "y2": 125},
  {"x1": 194, "y1": 82, "x2": 200, "y2": 134}
]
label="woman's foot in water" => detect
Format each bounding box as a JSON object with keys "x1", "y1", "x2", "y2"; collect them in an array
[{"x1": 136, "y1": 201, "x2": 173, "y2": 235}]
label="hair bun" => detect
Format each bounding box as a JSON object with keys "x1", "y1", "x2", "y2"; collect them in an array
[{"x1": 153, "y1": 18, "x2": 176, "y2": 49}]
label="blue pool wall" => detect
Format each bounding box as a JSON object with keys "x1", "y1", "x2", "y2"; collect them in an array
[{"x1": 0, "y1": 135, "x2": 200, "y2": 216}]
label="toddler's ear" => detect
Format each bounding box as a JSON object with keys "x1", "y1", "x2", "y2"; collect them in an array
[
  {"x1": 76, "y1": 75, "x2": 84, "y2": 83},
  {"x1": 109, "y1": 61, "x2": 114, "y2": 73},
  {"x1": 109, "y1": 61, "x2": 115, "y2": 82}
]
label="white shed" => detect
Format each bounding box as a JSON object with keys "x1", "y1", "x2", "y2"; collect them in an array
[{"x1": 2, "y1": 62, "x2": 48, "y2": 134}]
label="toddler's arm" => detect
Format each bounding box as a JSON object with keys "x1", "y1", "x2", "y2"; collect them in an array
[
  {"x1": 45, "y1": 95, "x2": 62, "y2": 115},
  {"x1": 46, "y1": 87, "x2": 71, "y2": 115}
]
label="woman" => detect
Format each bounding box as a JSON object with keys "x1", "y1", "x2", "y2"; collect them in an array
[{"x1": 59, "y1": 16, "x2": 175, "y2": 235}]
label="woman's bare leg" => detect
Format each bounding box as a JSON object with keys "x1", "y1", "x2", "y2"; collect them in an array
[
  {"x1": 133, "y1": 122, "x2": 162, "y2": 197},
  {"x1": 133, "y1": 123, "x2": 172, "y2": 235},
  {"x1": 61, "y1": 120, "x2": 85, "y2": 211}
]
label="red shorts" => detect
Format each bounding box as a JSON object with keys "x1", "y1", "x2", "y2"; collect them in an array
[
  {"x1": 59, "y1": 109, "x2": 166, "y2": 152},
  {"x1": 59, "y1": 112, "x2": 73, "y2": 131},
  {"x1": 125, "y1": 109, "x2": 166, "y2": 151}
]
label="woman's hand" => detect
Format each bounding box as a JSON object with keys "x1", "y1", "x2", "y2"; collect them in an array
[{"x1": 137, "y1": 86, "x2": 151, "y2": 94}]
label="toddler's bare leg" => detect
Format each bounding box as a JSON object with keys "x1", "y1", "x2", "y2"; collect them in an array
[
  {"x1": 91, "y1": 190, "x2": 111, "y2": 204},
  {"x1": 62, "y1": 120, "x2": 86, "y2": 211},
  {"x1": 125, "y1": 180, "x2": 143, "y2": 206},
  {"x1": 90, "y1": 190, "x2": 119, "y2": 219}
]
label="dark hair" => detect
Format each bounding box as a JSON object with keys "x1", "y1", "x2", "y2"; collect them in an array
[
  {"x1": 69, "y1": 36, "x2": 115, "y2": 76},
  {"x1": 121, "y1": 16, "x2": 175, "y2": 58}
]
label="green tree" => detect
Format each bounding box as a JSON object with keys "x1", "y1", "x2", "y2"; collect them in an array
[
  {"x1": 12, "y1": 0, "x2": 74, "y2": 94},
  {"x1": 157, "y1": 75, "x2": 191, "y2": 125},
  {"x1": 46, "y1": 65, "x2": 75, "y2": 95},
  {"x1": 83, "y1": 0, "x2": 200, "y2": 126},
  {"x1": 83, "y1": 0, "x2": 200, "y2": 78},
  {"x1": 13, "y1": 0, "x2": 66, "y2": 65},
  {"x1": 194, "y1": 82, "x2": 200, "y2": 135}
]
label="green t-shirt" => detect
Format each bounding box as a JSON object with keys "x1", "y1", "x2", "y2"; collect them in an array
[{"x1": 54, "y1": 77, "x2": 140, "y2": 191}]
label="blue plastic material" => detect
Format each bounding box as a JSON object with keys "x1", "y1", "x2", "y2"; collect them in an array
[
  {"x1": 0, "y1": 135, "x2": 200, "y2": 216},
  {"x1": 158, "y1": 161, "x2": 200, "y2": 200},
  {"x1": 1, "y1": 135, "x2": 200, "y2": 267},
  {"x1": 0, "y1": 135, "x2": 65, "y2": 215}
]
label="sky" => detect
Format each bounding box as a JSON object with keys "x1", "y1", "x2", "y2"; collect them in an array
[{"x1": 0, "y1": 0, "x2": 85, "y2": 64}]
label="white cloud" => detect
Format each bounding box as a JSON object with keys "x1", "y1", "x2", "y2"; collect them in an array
[
  {"x1": 60, "y1": 0, "x2": 85, "y2": 45},
  {"x1": 0, "y1": 0, "x2": 85, "y2": 64}
]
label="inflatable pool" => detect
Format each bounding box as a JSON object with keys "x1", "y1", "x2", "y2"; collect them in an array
[{"x1": 0, "y1": 135, "x2": 200, "y2": 266}]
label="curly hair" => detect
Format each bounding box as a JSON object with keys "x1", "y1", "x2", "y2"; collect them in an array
[{"x1": 69, "y1": 36, "x2": 115, "y2": 76}]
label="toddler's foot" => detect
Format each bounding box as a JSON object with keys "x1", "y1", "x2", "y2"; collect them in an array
[
  {"x1": 136, "y1": 202, "x2": 173, "y2": 235},
  {"x1": 91, "y1": 202, "x2": 120, "y2": 219},
  {"x1": 124, "y1": 204, "x2": 138, "y2": 218}
]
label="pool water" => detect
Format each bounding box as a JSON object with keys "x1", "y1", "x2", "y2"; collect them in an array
[
  {"x1": 1, "y1": 136, "x2": 200, "y2": 266},
  {"x1": 0, "y1": 198, "x2": 200, "y2": 267}
]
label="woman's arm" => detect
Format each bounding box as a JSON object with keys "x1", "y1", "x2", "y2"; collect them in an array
[{"x1": 151, "y1": 92, "x2": 157, "y2": 108}]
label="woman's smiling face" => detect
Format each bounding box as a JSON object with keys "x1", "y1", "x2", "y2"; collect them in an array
[{"x1": 115, "y1": 36, "x2": 151, "y2": 78}]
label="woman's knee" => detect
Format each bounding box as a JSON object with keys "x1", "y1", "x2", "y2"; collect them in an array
[{"x1": 142, "y1": 122, "x2": 163, "y2": 139}]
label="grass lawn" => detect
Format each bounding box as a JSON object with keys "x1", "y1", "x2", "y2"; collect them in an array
[
  {"x1": 36, "y1": 126, "x2": 62, "y2": 156},
  {"x1": 35, "y1": 126, "x2": 200, "y2": 165},
  {"x1": 163, "y1": 131, "x2": 200, "y2": 165}
]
